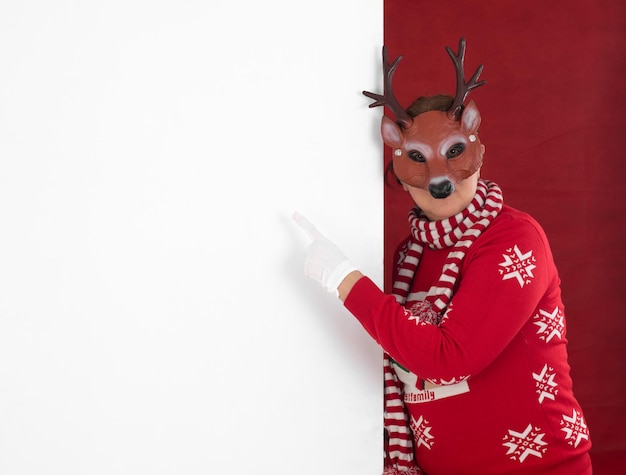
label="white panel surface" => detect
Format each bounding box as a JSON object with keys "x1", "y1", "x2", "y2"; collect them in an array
[{"x1": 0, "y1": 1, "x2": 383, "y2": 474}]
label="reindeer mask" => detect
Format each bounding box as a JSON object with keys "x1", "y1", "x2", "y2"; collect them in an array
[{"x1": 364, "y1": 38, "x2": 486, "y2": 199}]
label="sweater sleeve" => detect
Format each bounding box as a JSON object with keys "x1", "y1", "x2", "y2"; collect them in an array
[{"x1": 344, "y1": 211, "x2": 559, "y2": 384}]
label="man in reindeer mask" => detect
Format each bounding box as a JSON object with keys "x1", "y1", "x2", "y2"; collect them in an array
[{"x1": 294, "y1": 39, "x2": 592, "y2": 475}]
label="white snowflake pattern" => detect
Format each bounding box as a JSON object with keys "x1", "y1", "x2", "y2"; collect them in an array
[
  {"x1": 532, "y1": 364, "x2": 558, "y2": 404},
  {"x1": 498, "y1": 245, "x2": 537, "y2": 287},
  {"x1": 533, "y1": 307, "x2": 565, "y2": 342},
  {"x1": 410, "y1": 415, "x2": 435, "y2": 450},
  {"x1": 502, "y1": 423, "x2": 548, "y2": 463},
  {"x1": 560, "y1": 409, "x2": 589, "y2": 448},
  {"x1": 407, "y1": 301, "x2": 441, "y2": 326}
]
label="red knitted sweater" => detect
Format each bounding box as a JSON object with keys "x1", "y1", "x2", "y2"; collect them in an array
[{"x1": 345, "y1": 205, "x2": 592, "y2": 475}]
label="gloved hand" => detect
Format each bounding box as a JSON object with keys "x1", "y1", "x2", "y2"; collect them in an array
[{"x1": 293, "y1": 212, "x2": 358, "y2": 296}]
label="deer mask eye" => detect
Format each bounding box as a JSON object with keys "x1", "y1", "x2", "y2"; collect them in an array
[
  {"x1": 407, "y1": 150, "x2": 426, "y2": 162},
  {"x1": 446, "y1": 143, "x2": 465, "y2": 159}
]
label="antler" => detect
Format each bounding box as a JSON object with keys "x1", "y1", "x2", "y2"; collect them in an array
[
  {"x1": 363, "y1": 46, "x2": 413, "y2": 129},
  {"x1": 446, "y1": 37, "x2": 486, "y2": 120}
]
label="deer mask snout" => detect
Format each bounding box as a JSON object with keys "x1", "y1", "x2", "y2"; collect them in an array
[{"x1": 428, "y1": 178, "x2": 454, "y2": 199}]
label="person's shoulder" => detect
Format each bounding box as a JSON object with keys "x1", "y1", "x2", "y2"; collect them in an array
[
  {"x1": 492, "y1": 204, "x2": 545, "y2": 232},
  {"x1": 481, "y1": 204, "x2": 550, "y2": 245}
]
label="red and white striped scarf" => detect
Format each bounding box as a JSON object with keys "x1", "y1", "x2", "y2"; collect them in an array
[{"x1": 383, "y1": 179, "x2": 503, "y2": 474}]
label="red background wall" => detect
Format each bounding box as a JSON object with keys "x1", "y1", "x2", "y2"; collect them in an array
[{"x1": 382, "y1": 1, "x2": 626, "y2": 472}]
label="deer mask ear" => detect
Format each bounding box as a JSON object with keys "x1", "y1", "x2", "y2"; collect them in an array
[
  {"x1": 460, "y1": 100, "x2": 481, "y2": 134},
  {"x1": 381, "y1": 115, "x2": 404, "y2": 148}
]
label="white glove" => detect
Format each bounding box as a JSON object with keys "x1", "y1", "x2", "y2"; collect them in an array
[{"x1": 293, "y1": 212, "x2": 358, "y2": 296}]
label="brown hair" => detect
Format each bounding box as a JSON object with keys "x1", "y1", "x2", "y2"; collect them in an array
[{"x1": 406, "y1": 94, "x2": 454, "y2": 117}]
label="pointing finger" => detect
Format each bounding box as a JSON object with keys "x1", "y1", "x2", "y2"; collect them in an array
[{"x1": 292, "y1": 211, "x2": 323, "y2": 240}]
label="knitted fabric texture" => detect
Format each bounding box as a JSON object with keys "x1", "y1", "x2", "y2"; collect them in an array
[{"x1": 383, "y1": 179, "x2": 503, "y2": 473}]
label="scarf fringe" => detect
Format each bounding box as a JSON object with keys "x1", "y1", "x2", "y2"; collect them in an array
[{"x1": 383, "y1": 467, "x2": 424, "y2": 475}]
